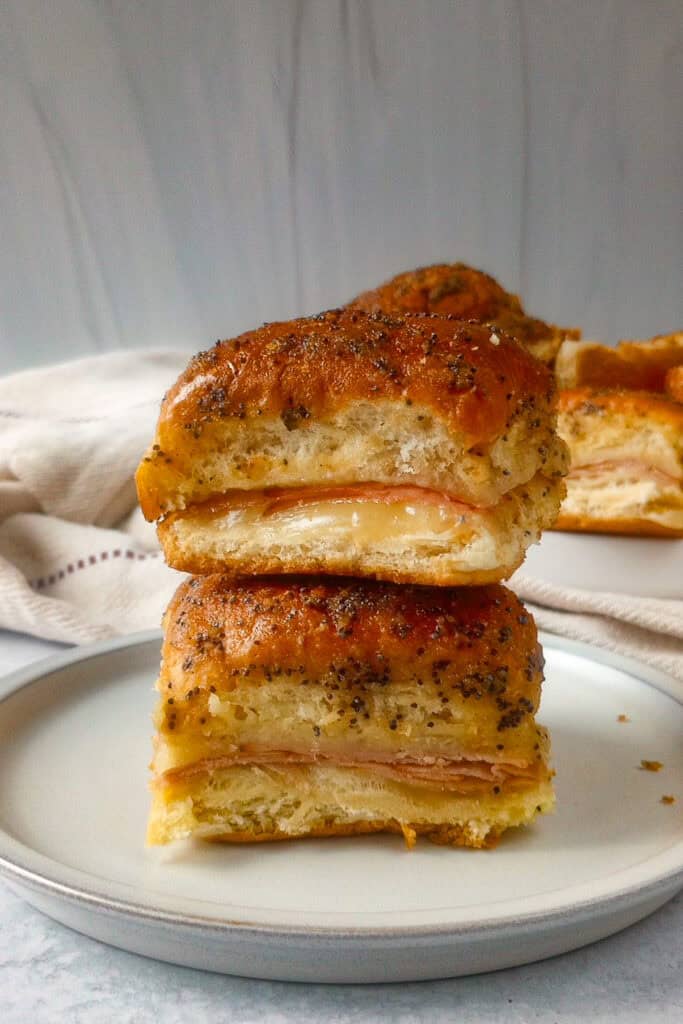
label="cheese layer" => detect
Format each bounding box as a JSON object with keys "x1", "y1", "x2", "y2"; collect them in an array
[
  {"x1": 191, "y1": 495, "x2": 473, "y2": 549},
  {"x1": 158, "y1": 474, "x2": 561, "y2": 580}
]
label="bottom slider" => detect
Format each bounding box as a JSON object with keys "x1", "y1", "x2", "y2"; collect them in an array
[{"x1": 148, "y1": 576, "x2": 554, "y2": 849}]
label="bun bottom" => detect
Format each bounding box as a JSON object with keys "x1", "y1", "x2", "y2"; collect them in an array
[
  {"x1": 148, "y1": 762, "x2": 555, "y2": 849},
  {"x1": 157, "y1": 473, "x2": 563, "y2": 586},
  {"x1": 553, "y1": 513, "x2": 683, "y2": 538}
]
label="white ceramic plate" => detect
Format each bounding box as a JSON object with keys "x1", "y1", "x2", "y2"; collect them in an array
[
  {"x1": 0, "y1": 632, "x2": 681, "y2": 983},
  {"x1": 517, "y1": 532, "x2": 683, "y2": 598}
]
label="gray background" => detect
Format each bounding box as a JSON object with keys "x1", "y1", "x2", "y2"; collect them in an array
[{"x1": 1, "y1": 0, "x2": 682, "y2": 372}]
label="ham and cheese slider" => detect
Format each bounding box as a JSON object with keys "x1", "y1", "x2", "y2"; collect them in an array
[
  {"x1": 555, "y1": 389, "x2": 683, "y2": 536},
  {"x1": 136, "y1": 310, "x2": 568, "y2": 585},
  {"x1": 148, "y1": 576, "x2": 554, "y2": 847},
  {"x1": 349, "y1": 263, "x2": 580, "y2": 365}
]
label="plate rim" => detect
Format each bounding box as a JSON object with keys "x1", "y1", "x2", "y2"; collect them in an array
[{"x1": 0, "y1": 629, "x2": 682, "y2": 940}]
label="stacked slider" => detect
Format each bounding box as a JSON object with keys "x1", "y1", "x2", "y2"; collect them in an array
[{"x1": 137, "y1": 309, "x2": 567, "y2": 848}]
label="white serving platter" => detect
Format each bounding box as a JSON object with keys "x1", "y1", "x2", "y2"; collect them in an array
[
  {"x1": 518, "y1": 532, "x2": 683, "y2": 598},
  {"x1": 0, "y1": 631, "x2": 681, "y2": 983}
]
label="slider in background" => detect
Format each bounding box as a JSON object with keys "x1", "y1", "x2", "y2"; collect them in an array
[
  {"x1": 554, "y1": 388, "x2": 683, "y2": 537},
  {"x1": 148, "y1": 577, "x2": 554, "y2": 848},
  {"x1": 349, "y1": 262, "x2": 580, "y2": 365},
  {"x1": 137, "y1": 310, "x2": 568, "y2": 586},
  {"x1": 555, "y1": 331, "x2": 683, "y2": 394}
]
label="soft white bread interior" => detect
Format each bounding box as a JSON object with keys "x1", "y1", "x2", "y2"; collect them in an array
[{"x1": 148, "y1": 761, "x2": 555, "y2": 848}]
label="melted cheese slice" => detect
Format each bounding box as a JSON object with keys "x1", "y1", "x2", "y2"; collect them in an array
[
  {"x1": 223, "y1": 498, "x2": 474, "y2": 549},
  {"x1": 160, "y1": 478, "x2": 553, "y2": 576},
  {"x1": 172, "y1": 484, "x2": 482, "y2": 548}
]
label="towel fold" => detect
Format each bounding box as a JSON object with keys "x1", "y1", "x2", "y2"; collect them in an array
[
  {"x1": 511, "y1": 573, "x2": 683, "y2": 687},
  {"x1": 0, "y1": 351, "x2": 681, "y2": 690},
  {"x1": 0, "y1": 351, "x2": 187, "y2": 643}
]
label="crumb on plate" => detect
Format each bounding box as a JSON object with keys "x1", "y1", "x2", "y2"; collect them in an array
[
  {"x1": 640, "y1": 760, "x2": 663, "y2": 772},
  {"x1": 401, "y1": 823, "x2": 417, "y2": 849}
]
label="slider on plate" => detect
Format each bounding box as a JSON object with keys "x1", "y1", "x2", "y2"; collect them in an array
[
  {"x1": 136, "y1": 310, "x2": 568, "y2": 585},
  {"x1": 555, "y1": 331, "x2": 683, "y2": 393},
  {"x1": 147, "y1": 576, "x2": 555, "y2": 847},
  {"x1": 555, "y1": 388, "x2": 683, "y2": 537},
  {"x1": 349, "y1": 262, "x2": 580, "y2": 365}
]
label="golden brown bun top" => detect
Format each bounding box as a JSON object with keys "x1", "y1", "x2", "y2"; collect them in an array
[
  {"x1": 153, "y1": 309, "x2": 553, "y2": 448},
  {"x1": 162, "y1": 576, "x2": 543, "y2": 718},
  {"x1": 665, "y1": 366, "x2": 683, "y2": 404},
  {"x1": 558, "y1": 386, "x2": 683, "y2": 429},
  {"x1": 556, "y1": 332, "x2": 683, "y2": 392},
  {"x1": 349, "y1": 264, "x2": 579, "y2": 359}
]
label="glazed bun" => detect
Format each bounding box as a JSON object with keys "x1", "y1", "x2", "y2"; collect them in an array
[
  {"x1": 137, "y1": 311, "x2": 568, "y2": 584},
  {"x1": 555, "y1": 331, "x2": 683, "y2": 393},
  {"x1": 349, "y1": 263, "x2": 580, "y2": 365},
  {"x1": 555, "y1": 388, "x2": 683, "y2": 537},
  {"x1": 148, "y1": 576, "x2": 554, "y2": 847},
  {"x1": 665, "y1": 366, "x2": 683, "y2": 404}
]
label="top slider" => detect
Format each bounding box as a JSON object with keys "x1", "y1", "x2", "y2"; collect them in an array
[{"x1": 136, "y1": 309, "x2": 568, "y2": 585}]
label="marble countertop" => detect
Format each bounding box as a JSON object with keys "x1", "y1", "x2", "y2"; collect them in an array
[{"x1": 1, "y1": 631, "x2": 681, "y2": 1024}]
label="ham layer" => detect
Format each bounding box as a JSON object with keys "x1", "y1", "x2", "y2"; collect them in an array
[
  {"x1": 568, "y1": 459, "x2": 681, "y2": 486},
  {"x1": 160, "y1": 748, "x2": 543, "y2": 792}
]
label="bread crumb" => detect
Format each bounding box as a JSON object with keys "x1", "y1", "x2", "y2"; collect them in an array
[
  {"x1": 617, "y1": 714, "x2": 630, "y2": 723},
  {"x1": 401, "y1": 823, "x2": 417, "y2": 849},
  {"x1": 640, "y1": 760, "x2": 663, "y2": 772},
  {"x1": 661, "y1": 795, "x2": 675, "y2": 805}
]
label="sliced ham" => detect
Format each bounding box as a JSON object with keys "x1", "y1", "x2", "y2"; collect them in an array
[
  {"x1": 569, "y1": 459, "x2": 681, "y2": 486},
  {"x1": 163, "y1": 748, "x2": 540, "y2": 790},
  {"x1": 260, "y1": 484, "x2": 477, "y2": 514}
]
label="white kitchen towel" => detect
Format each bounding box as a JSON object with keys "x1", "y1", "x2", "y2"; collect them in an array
[
  {"x1": 0, "y1": 350, "x2": 188, "y2": 643},
  {"x1": 0, "y1": 350, "x2": 681, "y2": 687},
  {"x1": 512, "y1": 573, "x2": 683, "y2": 686}
]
